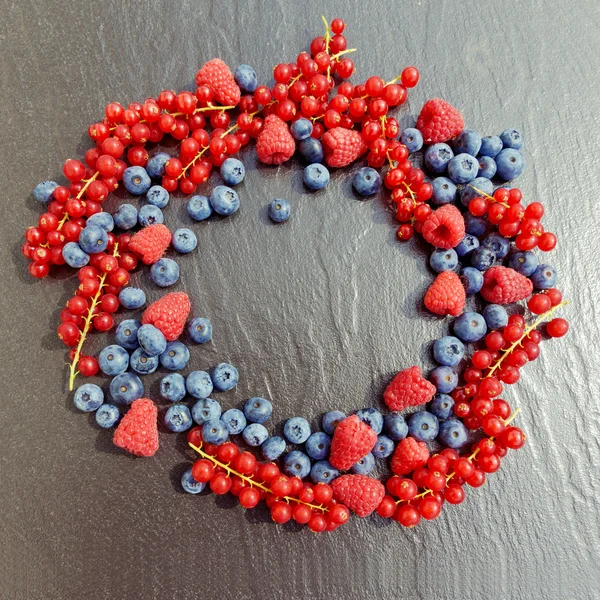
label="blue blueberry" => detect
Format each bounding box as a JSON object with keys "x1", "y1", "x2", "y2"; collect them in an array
[
  {"x1": 298, "y1": 138, "x2": 324, "y2": 163},
  {"x1": 499, "y1": 128, "x2": 524, "y2": 150},
  {"x1": 98, "y1": 344, "x2": 129, "y2": 376},
  {"x1": 471, "y1": 247, "x2": 496, "y2": 271},
  {"x1": 407, "y1": 411, "x2": 439, "y2": 442},
  {"x1": 95, "y1": 404, "x2": 120, "y2": 428},
  {"x1": 262, "y1": 436, "x2": 287, "y2": 461},
  {"x1": 464, "y1": 213, "x2": 488, "y2": 237},
  {"x1": 431, "y1": 177, "x2": 457, "y2": 205},
  {"x1": 310, "y1": 460, "x2": 339, "y2": 484},
  {"x1": 150, "y1": 258, "x2": 179, "y2": 287},
  {"x1": 109, "y1": 372, "x2": 144, "y2": 405},
  {"x1": 33, "y1": 181, "x2": 58, "y2": 203},
  {"x1": 186, "y1": 371, "x2": 214, "y2": 399},
  {"x1": 455, "y1": 234, "x2": 480, "y2": 257},
  {"x1": 137, "y1": 324, "x2": 167, "y2": 357},
  {"x1": 160, "y1": 373, "x2": 186, "y2": 402},
  {"x1": 507, "y1": 251, "x2": 539, "y2": 276},
  {"x1": 172, "y1": 228, "x2": 197, "y2": 254},
  {"x1": 113, "y1": 204, "x2": 138, "y2": 230},
  {"x1": 234, "y1": 64, "x2": 257, "y2": 92},
  {"x1": 123, "y1": 166, "x2": 151, "y2": 195},
  {"x1": 322, "y1": 410, "x2": 346, "y2": 435},
  {"x1": 187, "y1": 317, "x2": 212, "y2": 344},
  {"x1": 433, "y1": 336, "x2": 465, "y2": 367},
  {"x1": 355, "y1": 408, "x2": 383, "y2": 434},
  {"x1": 384, "y1": 412, "x2": 408, "y2": 441},
  {"x1": 454, "y1": 129, "x2": 482, "y2": 156},
  {"x1": 530, "y1": 264, "x2": 557, "y2": 289},
  {"x1": 62, "y1": 242, "x2": 90, "y2": 268},
  {"x1": 283, "y1": 417, "x2": 311, "y2": 444},
  {"x1": 209, "y1": 186, "x2": 240, "y2": 216},
  {"x1": 187, "y1": 195, "x2": 213, "y2": 221},
  {"x1": 146, "y1": 152, "x2": 170, "y2": 179},
  {"x1": 460, "y1": 266, "x2": 484, "y2": 294},
  {"x1": 477, "y1": 156, "x2": 497, "y2": 179},
  {"x1": 181, "y1": 466, "x2": 205, "y2": 494},
  {"x1": 430, "y1": 248, "x2": 458, "y2": 273},
  {"x1": 244, "y1": 397, "x2": 273, "y2": 424},
  {"x1": 202, "y1": 419, "x2": 229, "y2": 445},
  {"x1": 115, "y1": 319, "x2": 141, "y2": 350},
  {"x1": 424, "y1": 143, "x2": 454, "y2": 173},
  {"x1": 165, "y1": 405, "x2": 193, "y2": 433},
  {"x1": 129, "y1": 348, "x2": 159, "y2": 375},
  {"x1": 220, "y1": 158, "x2": 245, "y2": 186},
  {"x1": 400, "y1": 128, "x2": 424, "y2": 153},
  {"x1": 87, "y1": 212, "x2": 114, "y2": 232},
  {"x1": 242, "y1": 423, "x2": 269, "y2": 447},
  {"x1": 268, "y1": 199, "x2": 291, "y2": 223},
  {"x1": 145, "y1": 185, "x2": 169, "y2": 208},
  {"x1": 119, "y1": 287, "x2": 146, "y2": 309},
  {"x1": 483, "y1": 304, "x2": 509, "y2": 329},
  {"x1": 160, "y1": 341, "x2": 190, "y2": 371},
  {"x1": 305, "y1": 432, "x2": 331, "y2": 460},
  {"x1": 429, "y1": 366, "x2": 458, "y2": 393},
  {"x1": 282, "y1": 451, "x2": 311, "y2": 479},
  {"x1": 447, "y1": 153, "x2": 479, "y2": 184},
  {"x1": 352, "y1": 167, "x2": 382, "y2": 196},
  {"x1": 351, "y1": 452, "x2": 375, "y2": 475},
  {"x1": 290, "y1": 118, "x2": 313, "y2": 141},
  {"x1": 73, "y1": 383, "x2": 104, "y2": 412},
  {"x1": 460, "y1": 176, "x2": 493, "y2": 207},
  {"x1": 453, "y1": 311, "x2": 487, "y2": 342},
  {"x1": 221, "y1": 408, "x2": 247, "y2": 435},
  {"x1": 138, "y1": 204, "x2": 164, "y2": 227},
  {"x1": 211, "y1": 363, "x2": 239, "y2": 391},
  {"x1": 79, "y1": 225, "x2": 108, "y2": 254},
  {"x1": 372, "y1": 435, "x2": 394, "y2": 459},
  {"x1": 191, "y1": 398, "x2": 221, "y2": 424},
  {"x1": 437, "y1": 418, "x2": 468, "y2": 449},
  {"x1": 479, "y1": 135, "x2": 503, "y2": 157},
  {"x1": 429, "y1": 394, "x2": 455, "y2": 421},
  {"x1": 495, "y1": 148, "x2": 525, "y2": 181},
  {"x1": 482, "y1": 232, "x2": 510, "y2": 259},
  {"x1": 303, "y1": 163, "x2": 330, "y2": 190}
]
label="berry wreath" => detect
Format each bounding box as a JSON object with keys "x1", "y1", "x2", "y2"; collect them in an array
[{"x1": 23, "y1": 16, "x2": 569, "y2": 532}]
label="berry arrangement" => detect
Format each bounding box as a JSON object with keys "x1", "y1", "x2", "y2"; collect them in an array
[{"x1": 23, "y1": 17, "x2": 569, "y2": 532}]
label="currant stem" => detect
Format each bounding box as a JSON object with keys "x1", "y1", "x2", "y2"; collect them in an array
[
  {"x1": 321, "y1": 15, "x2": 331, "y2": 52},
  {"x1": 468, "y1": 185, "x2": 510, "y2": 209}
]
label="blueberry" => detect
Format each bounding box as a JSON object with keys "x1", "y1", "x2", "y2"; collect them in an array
[
  {"x1": 172, "y1": 228, "x2": 197, "y2": 254},
  {"x1": 283, "y1": 417, "x2": 311, "y2": 444},
  {"x1": 477, "y1": 156, "x2": 497, "y2": 179},
  {"x1": 244, "y1": 397, "x2": 273, "y2": 423},
  {"x1": 181, "y1": 466, "x2": 205, "y2": 494},
  {"x1": 298, "y1": 138, "x2": 324, "y2": 163},
  {"x1": 262, "y1": 436, "x2": 287, "y2": 461},
  {"x1": 429, "y1": 248, "x2": 458, "y2": 273},
  {"x1": 109, "y1": 372, "x2": 144, "y2": 405},
  {"x1": 119, "y1": 287, "x2": 146, "y2": 309},
  {"x1": 187, "y1": 195, "x2": 213, "y2": 221},
  {"x1": 454, "y1": 129, "x2": 482, "y2": 156},
  {"x1": 268, "y1": 199, "x2": 291, "y2": 223},
  {"x1": 310, "y1": 460, "x2": 339, "y2": 484},
  {"x1": 351, "y1": 452, "x2": 375, "y2": 475},
  {"x1": 73, "y1": 383, "x2": 104, "y2": 412},
  {"x1": 113, "y1": 204, "x2": 138, "y2": 230},
  {"x1": 424, "y1": 143, "x2": 454, "y2": 173},
  {"x1": 187, "y1": 317, "x2": 212, "y2": 344},
  {"x1": 352, "y1": 167, "x2": 382, "y2": 196},
  {"x1": 33, "y1": 181, "x2": 58, "y2": 203},
  {"x1": 460, "y1": 176, "x2": 493, "y2": 207},
  {"x1": 471, "y1": 247, "x2": 496, "y2": 271},
  {"x1": 322, "y1": 410, "x2": 346, "y2": 435},
  {"x1": 115, "y1": 319, "x2": 142, "y2": 350},
  {"x1": 437, "y1": 418, "x2": 468, "y2": 449},
  {"x1": 242, "y1": 423, "x2": 269, "y2": 446},
  {"x1": 137, "y1": 324, "x2": 167, "y2": 357},
  {"x1": 123, "y1": 166, "x2": 151, "y2": 195},
  {"x1": 62, "y1": 242, "x2": 90, "y2": 268},
  {"x1": 464, "y1": 213, "x2": 488, "y2": 237},
  {"x1": 384, "y1": 412, "x2": 408, "y2": 441},
  {"x1": 87, "y1": 212, "x2": 114, "y2": 232},
  {"x1": 129, "y1": 348, "x2": 159, "y2": 375},
  {"x1": 98, "y1": 344, "x2": 129, "y2": 376},
  {"x1": 150, "y1": 258, "x2": 179, "y2": 287},
  {"x1": 221, "y1": 408, "x2": 247, "y2": 435},
  {"x1": 282, "y1": 451, "x2": 311, "y2": 479},
  {"x1": 211, "y1": 363, "x2": 239, "y2": 391},
  {"x1": 234, "y1": 64, "x2": 257, "y2": 93},
  {"x1": 95, "y1": 404, "x2": 120, "y2": 428},
  {"x1": 305, "y1": 432, "x2": 331, "y2": 460},
  {"x1": 355, "y1": 408, "x2": 383, "y2": 434},
  {"x1": 138, "y1": 204, "x2": 164, "y2": 227},
  {"x1": 499, "y1": 128, "x2": 524, "y2": 150},
  {"x1": 303, "y1": 163, "x2": 330, "y2": 190},
  {"x1": 400, "y1": 128, "x2": 424, "y2": 153},
  {"x1": 507, "y1": 251, "x2": 539, "y2": 276},
  {"x1": 431, "y1": 177, "x2": 457, "y2": 205},
  {"x1": 79, "y1": 225, "x2": 108, "y2": 254},
  {"x1": 191, "y1": 398, "x2": 221, "y2": 424},
  {"x1": 146, "y1": 152, "x2": 170, "y2": 179},
  {"x1": 479, "y1": 135, "x2": 503, "y2": 157},
  {"x1": 460, "y1": 266, "x2": 484, "y2": 294},
  {"x1": 429, "y1": 366, "x2": 458, "y2": 393},
  {"x1": 447, "y1": 153, "x2": 479, "y2": 184},
  {"x1": 455, "y1": 234, "x2": 480, "y2": 257},
  {"x1": 372, "y1": 435, "x2": 394, "y2": 459},
  {"x1": 145, "y1": 185, "x2": 169, "y2": 208},
  {"x1": 530, "y1": 264, "x2": 557, "y2": 289},
  {"x1": 202, "y1": 419, "x2": 228, "y2": 445},
  {"x1": 429, "y1": 394, "x2": 455, "y2": 420},
  {"x1": 453, "y1": 311, "x2": 487, "y2": 342},
  {"x1": 186, "y1": 371, "x2": 214, "y2": 399},
  {"x1": 209, "y1": 186, "x2": 240, "y2": 216},
  {"x1": 165, "y1": 405, "x2": 193, "y2": 433},
  {"x1": 433, "y1": 336, "x2": 465, "y2": 367},
  {"x1": 290, "y1": 118, "x2": 313, "y2": 140},
  {"x1": 220, "y1": 158, "x2": 246, "y2": 186},
  {"x1": 482, "y1": 232, "x2": 510, "y2": 259},
  {"x1": 160, "y1": 341, "x2": 190, "y2": 371},
  {"x1": 483, "y1": 304, "x2": 509, "y2": 329},
  {"x1": 407, "y1": 411, "x2": 439, "y2": 442},
  {"x1": 495, "y1": 148, "x2": 525, "y2": 181},
  {"x1": 160, "y1": 373, "x2": 186, "y2": 402}
]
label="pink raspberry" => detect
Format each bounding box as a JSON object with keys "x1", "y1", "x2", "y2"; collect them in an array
[
  {"x1": 256, "y1": 115, "x2": 295, "y2": 165},
  {"x1": 383, "y1": 366, "x2": 436, "y2": 411},
  {"x1": 391, "y1": 437, "x2": 430, "y2": 475},
  {"x1": 322, "y1": 127, "x2": 367, "y2": 167},
  {"x1": 329, "y1": 415, "x2": 377, "y2": 471},
  {"x1": 113, "y1": 398, "x2": 159, "y2": 457},
  {"x1": 331, "y1": 474, "x2": 385, "y2": 517},
  {"x1": 195, "y1": 58, "x2": 241, "y2": 107},
  {"x1": 480, "y1": 266, "x2": 533, "y2": 304},
  {"x1": 421, "y1": 204, "x2": 465, "y2": 249},
  {"x1": 424, "y1": 271, "x2": 466, "y2": 317},
  {"x1": 416, "y1": 98, "x2": 464, "y2": 143},
  {"x1": 142, "y1": 292, "x2": 191, "y2": 341},
  {"x1": 128, "y1": 224, "x2": 172, "y2": 265}
]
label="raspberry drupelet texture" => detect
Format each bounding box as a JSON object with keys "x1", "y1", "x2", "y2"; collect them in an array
[
  {"x1": 142, "y1": 292, "x2": 191, "y2": 341},
  {"x1": 113, "y1": 398, "x2": 159, "y2": 457},
  {"x1": 256, "y1": 115, "x2": 296, "y2": 164},
  {"x1": 322, "y1": 127, "x2": 368, "y2": 168},
  {"x1": 416, "y1": 98, "x2": 464, "y2": 143},
  {"x1": 195, "y1": 58, "x2": 241, "y2": 106},
  {"x1": 329, "y1": 415, "x2": 377, "y2": 471},
  {"x1": 331, "y1": 474, "x2": 385, "y2": 517},
  {"x1": 480, "y1": 266, "x2": 534, "y2": 304},
  {"x1": 390, "y1": 437, "x2": 430, "y2": 475},
  {"x1": 424, "y1": 271, "x2": 466, "y2": 316},
  {"x1": 421, "y1": 204, "x2": 465, "y2": 249},
  {"x1": 383, "y1": 366, "x2": 436, "y2": 411},
  {"x1": 128, "y1": 224, "x2": 172, "y2": 265}
]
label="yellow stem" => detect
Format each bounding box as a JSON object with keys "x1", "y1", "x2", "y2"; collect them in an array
[
  {"x1": 331, "y1": 48, "x2": 357, "y2": 61},
  {"x1": 321, "y1": 15, "x2": 331, "y2": 52}
]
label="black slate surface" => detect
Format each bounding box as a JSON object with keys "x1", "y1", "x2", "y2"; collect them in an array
[{"x1": 1, "y1": 1, "x2": 599, "y2": 599}]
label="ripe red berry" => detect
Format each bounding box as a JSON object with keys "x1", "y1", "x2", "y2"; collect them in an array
[
  {"x1": 239, "y1": 486, "x2": 260, "y2": 509},
  {"x1": 271, "y1": 501, "x2": 292, "y2": 524},
  {"x1": 270, "y1": 475, "x2": 292, "y2": 498},
  {"x1": 292, "y1": 504, "x2": 312, "y2": 524},
  {"x1": 376, "y1": 496, "x2": 396, "y2": 518},
  {"x1": 93, "y1": 312, "x2": 114, "y2": 332},
  {"x1": 419, "y1": 496, "x2": 442, "y2": 520},
  {"x1": 329, "y1": 503, "x2": 350, "y2": 524},
  {"x1": 528, "y1": 293, "x2": 552, "y2": 314},
  {"x1": 547, "y1": 317, "x2": 569, "y2": 338},
  {"x1": 465, "y1": 468, "x2": 486, "y2": 488},
  {"x1": 78, "y1": 355, "x2": 99, "y2": 377},
  {"x1": 395, "y1": 503, "x2": 420, "y2": 527},
  {"x1": 454, "y1": 457, "x2": 475, "y2": 479},
  {"x1": 234, "y1": 452, "x2": 256, "y2": 475},
  {"x1": 191, "y1": 459, "x2": 214, "y2": 483},
  {"x1": 401, "y1": 66, "x2": 420, "y2": 88},
  {"x1": 210, "y1": 473, "x2": 232, "y2": 495},
  {"x1": 444, "y1": 484, "x2": 465, "y2": 505},
  {"x1": 308, "y1": 513, "x2": 327, "y2": 532},
  {"x1": 501, "y1": 426, "x2": 527, "y2": 450}
]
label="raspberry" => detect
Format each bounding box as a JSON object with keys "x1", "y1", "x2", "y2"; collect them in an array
[
  {"x1": 331, "y1": 474, "x2": 385, "y2": 517},
  {"x1": 128, "y1": 224, "x2": 172, "y2": 265},
  {"x1": 424, "y1": 271, "x2": 466, "y2": 316},
  {"x1": 142, "y1": 292, "x2": 191, "y2": 341},
  {"x1": 195, "y1": 58, "x2": 241, "y2": 107},
  {"x1": 329, "y1": 415, "x2": 377, "y2": 471},
  {"x1": 322, "y1": 127, "x2": 367, "y2": 167},
  {"x1": 421, "y1": 204, "x2": 465, "y2": 249},
  {"x1": 480, "y1": 266, "x2": 533, "y2": 304},
  {"x1": 256, "y1": 115, "x2": 295, "y2": 164},
  {"x1": 416, "y1": 98, "x2": 464, "y2": 144},
  {"x1": 383, "y1": 366, "x2": 436, "y2": 411},
  {"x1": 113, "y1": 398, "x2": 159, "y2": 457},
  {"x1": 391, "y1": 437, "x2": 430, "y2": 476}
]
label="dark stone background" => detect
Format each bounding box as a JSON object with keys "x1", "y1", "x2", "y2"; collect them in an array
[{"x1": 1, "y1": 1, "x2": 599, "y2": 599}]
